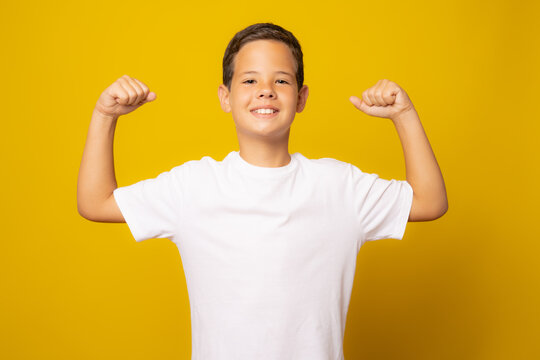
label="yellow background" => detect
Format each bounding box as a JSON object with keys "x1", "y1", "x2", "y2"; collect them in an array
[{"x1": 1, "y1": 0, "x2": 538, "y2": 359}]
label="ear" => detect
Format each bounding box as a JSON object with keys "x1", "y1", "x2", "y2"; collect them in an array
[
  {"x1": 218, "y1": 84, "x2": 232, "y2": 113},
  {"x1": 296, "y1": 85, "x2": 309, "y2": 113}
]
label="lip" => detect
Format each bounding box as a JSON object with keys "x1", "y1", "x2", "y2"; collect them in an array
[
  {"x1": 250, "y1": 109, "x2": 279, "y2": 120},
  {"x1": 250, "y1": 105, "x2": 279, "y2": 111},
  {"x1": 250, "y1": 105, "x2": 280, "y2": 119}
]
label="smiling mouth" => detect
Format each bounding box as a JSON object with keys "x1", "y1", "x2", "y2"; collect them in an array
[{"x1": 250, "y1": 109, "x2": 279, "y2": 119}]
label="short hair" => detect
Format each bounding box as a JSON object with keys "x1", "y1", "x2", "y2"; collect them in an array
[{"x1": 222, "y1": 23, "x2": 304, "y2": 92}]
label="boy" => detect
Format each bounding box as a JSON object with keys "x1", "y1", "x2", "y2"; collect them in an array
[{"x1": 78, "y1": 23, "x2": 447, "y2": 360}]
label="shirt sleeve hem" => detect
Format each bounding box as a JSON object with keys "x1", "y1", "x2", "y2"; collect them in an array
[
  {"x1": 390, "y1": 181, "x2": 414, "y2": 240},
  {"x1": 113, "y1": 187, "x2": 146, "y2": 242}
]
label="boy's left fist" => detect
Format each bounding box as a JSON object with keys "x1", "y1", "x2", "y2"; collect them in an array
[{"x1": 350, "y1": 79, "x2": 415, "y2": 121}]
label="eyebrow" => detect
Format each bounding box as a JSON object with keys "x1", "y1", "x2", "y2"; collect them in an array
[{"x1": 240, "y1": 71, "x2": 294, "y2": 77}]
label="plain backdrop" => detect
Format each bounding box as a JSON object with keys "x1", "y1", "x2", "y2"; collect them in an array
[{"x1": 1, "y1": 0, "x2": 538, "y2": 359}]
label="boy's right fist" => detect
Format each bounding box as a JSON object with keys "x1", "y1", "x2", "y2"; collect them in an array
[{"x1": 95, "y1": 75, "x2": 156, "y2": 118}]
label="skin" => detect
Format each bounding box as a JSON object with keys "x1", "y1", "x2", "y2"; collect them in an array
[
  {"x1": 77, "y1": 43, "x2": 447, "y2": 223},
  {"x1": 77, "y1": 75, "x2": 156, "y2": 222},
  {"x1": 218, "y1": 40, "x2": 309, "y2": 168},
  {"x1": 350, "y1": 80, "x2": 448, "y2": 221}
]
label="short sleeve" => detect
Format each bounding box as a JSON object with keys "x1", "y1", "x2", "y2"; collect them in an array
[
  {"x1": 113, "y1": 166, "x2": 184, "y2": 242},
  {"x1": 350, "y1": 164, "x2": 414, "y2": 243}
]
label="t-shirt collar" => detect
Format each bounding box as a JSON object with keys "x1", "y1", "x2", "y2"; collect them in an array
[{"x1": 228, "y1": 150, "x2": 298, "y2": 178}]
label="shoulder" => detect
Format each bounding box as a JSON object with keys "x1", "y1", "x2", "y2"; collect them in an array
[
  {"x1": 146, "y1": 155, "x2": 221, "y2": 188},
  {"x1": 295, "y1": 153, "x2": 362, "y2": 183},
  {"x1": 296, "y1": 153, "x2": 357, "y2": 173},
  {"x1": 169, "y1": 154, "x2": 222, "y2": 172},
  {"x1": 296, "y1": 153, "x2": 385, "y2": 189},
  {"x1": 174, "y1": 152, "x2": 247, "y2": 181}
]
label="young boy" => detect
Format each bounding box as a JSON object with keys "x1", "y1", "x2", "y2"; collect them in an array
[{"x1": 78, "y1": 23, "x2": 447, "y2": 360}]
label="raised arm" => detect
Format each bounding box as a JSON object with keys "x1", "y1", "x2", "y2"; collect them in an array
[
  {"x1": 77, "y1": 75, "x2": 156, "y2": 222},
  {"x1": 349, "y1": 79, "x2": 448, "y2": 222},
  {"x1": 391, "y1": 108, "x2": 447, "y2": 221}
]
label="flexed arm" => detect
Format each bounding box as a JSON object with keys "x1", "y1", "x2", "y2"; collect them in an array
[
  {"x1": 350, "y1": 79, "x2": 448, "y2": 221},
  {"x1": 77, "y1": 75, "x2": 156, "y2": 222}
]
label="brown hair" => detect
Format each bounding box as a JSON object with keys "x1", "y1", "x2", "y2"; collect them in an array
[{"x1": 222, "y1": 23, "x2": 304, "y2": 92}]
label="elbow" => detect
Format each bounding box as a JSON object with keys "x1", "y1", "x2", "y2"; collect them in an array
[
  {"x1": 77, "y1": 193, "x2": 122, "y2": 223},
  {"x1": 77, "y1": 203, "x2": 93, "y2": 221},
  {"x1": 77, "y1": 200, "x2": 98, "y2": 222},
  {"x1": 77, "y1": 190, "x2": 92, "y2": 220},
  {"x1": 429, "y1": 199, "x2": 449, "y2": 220},
  {"x1": 409, "y1": 196, "x2": 448, "y2": 222},
  {"x1": 435, "y1": 201, "x2": 449, "y2": 219},
  {"x1": 438, "y1": 193, "x2": 449, "y2": 217}
]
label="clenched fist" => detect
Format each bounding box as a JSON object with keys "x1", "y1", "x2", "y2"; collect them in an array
[
  {"x1": 349, "y1": 79, "x2": 415, "y2": 121},
  {"x1": 95, "y1": 75, "x2": 156, "y2": 119}
]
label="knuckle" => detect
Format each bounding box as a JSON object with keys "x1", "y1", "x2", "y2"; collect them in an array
[{"x1": 134, "y1": 79, "x2": 148, "y2": 92}]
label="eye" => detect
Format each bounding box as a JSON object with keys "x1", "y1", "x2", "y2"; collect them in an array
[
  {"x1": 276, "y1": 79, "x2": 289, "y2": 84},
  {"x1": 243, "y1": 79, "x2": 255, "y2": 84}
]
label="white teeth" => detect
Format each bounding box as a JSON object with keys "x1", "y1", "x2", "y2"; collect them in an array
[{"x1": 253, "y1": 108, "x2": 276, "y2": 114}]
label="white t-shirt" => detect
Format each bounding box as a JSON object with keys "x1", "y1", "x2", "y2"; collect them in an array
[{"x1": 113, "y1": 151, "x2": 413, "y2": 360}]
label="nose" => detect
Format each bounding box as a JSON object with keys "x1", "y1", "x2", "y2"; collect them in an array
[{"x1": 256, "y1": 82, "x2": 276, "y2": 99}]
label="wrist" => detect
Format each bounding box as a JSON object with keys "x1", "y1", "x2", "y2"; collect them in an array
[
  {"x1": 391, "y1": 106, "x2": 418, "y2": 124},
  {"x1": 93, "y1": 107, "x2": 119, "y2": 122}
]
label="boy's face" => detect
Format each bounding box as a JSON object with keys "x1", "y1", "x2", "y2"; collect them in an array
[{"x1": 218, "y1": 40, "x2": 309, "y2": 141}]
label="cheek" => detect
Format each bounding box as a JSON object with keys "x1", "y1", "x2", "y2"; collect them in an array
[
  {"x1": 233, "y1": 91, "x2": 251, "y2": 105},
  {"x1": 282, "y1": 91, "x2": 298, "y2": 108}
]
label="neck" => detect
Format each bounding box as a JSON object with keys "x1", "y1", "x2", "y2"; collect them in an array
[{"x1": 236, "y1": 131, "x2": 292, "y2": 168}]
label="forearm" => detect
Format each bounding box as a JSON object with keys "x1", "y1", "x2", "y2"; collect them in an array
[
  {"x1": 393, "y1": 109, "x2": 448, "y2": 217},
  {"x1": 77, "y1": 108, "x2": 119, "y2": 218}
]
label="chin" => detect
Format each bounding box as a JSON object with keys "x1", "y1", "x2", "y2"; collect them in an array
[{"x1": 238, "y1": 127, "x2": 291, "y2": 140}]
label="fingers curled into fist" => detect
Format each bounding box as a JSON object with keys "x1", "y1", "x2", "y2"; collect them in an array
[
  {"x1": 95, "y1": 75, "x2": 157, "y2": 118},
  {"x1": 350, "y1": 79, "x2": 415, "y2": 120},
  {"x1": 361, "y1": 79, "x2": 399, "y2": 106},
  {"x1": 116, "y1": 75, "x2": 155, "y2": 106}
]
